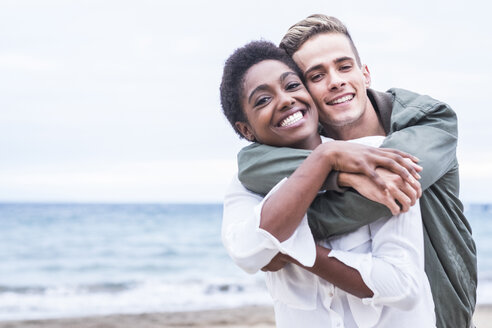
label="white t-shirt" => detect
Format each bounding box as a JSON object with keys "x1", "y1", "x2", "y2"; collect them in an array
[{"x1": 222, "y1": 136, "x2": 436, "y2": 328}]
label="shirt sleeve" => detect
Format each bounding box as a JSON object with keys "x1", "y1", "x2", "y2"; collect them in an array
[
  {"x1": 328, "y1": 203, "x2": 425, "y2": 325},
  {"x1": 222, "y1": 174, "x2": 316, "y2": 274}
]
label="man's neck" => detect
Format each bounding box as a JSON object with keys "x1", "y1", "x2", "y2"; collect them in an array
[{"x1": 323, "y1": 97, "x2": 386, "y2": 141}]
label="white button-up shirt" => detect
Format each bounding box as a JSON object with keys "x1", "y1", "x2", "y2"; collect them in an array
[{"x1": 222, "y1": 136, "x2": 436, "y2": 328}]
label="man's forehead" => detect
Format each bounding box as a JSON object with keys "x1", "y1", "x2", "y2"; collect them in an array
[{"x1": 292, "y1": 33, "x2": 356, "y2": 71}]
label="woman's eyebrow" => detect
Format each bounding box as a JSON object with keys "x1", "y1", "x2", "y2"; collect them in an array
[
  {"x1": 279, "y1": 71, "x2": 297, "y2": 83},
  {"x1": 248, "y1": 84, "x2": 268, "y2": 104},
  {"x1": 248, "y1": 71, "x2": 298, "y2": 104}
]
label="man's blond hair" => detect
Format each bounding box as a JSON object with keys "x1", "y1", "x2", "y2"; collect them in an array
[{"x1": 279, "y1": 14, "x2": 361, "y2": 66}]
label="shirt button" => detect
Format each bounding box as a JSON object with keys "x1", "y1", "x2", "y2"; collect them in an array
[{"x1": 328, "y1": 291, "x2": 334, "y2": 297}]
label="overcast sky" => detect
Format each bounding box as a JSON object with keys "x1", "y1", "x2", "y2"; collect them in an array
[{"x1": 1, "y1": 0, "x2": 491, "y2": 203}]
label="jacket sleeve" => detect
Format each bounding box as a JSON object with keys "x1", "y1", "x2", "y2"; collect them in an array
[
  {"x1": 237, "y1": 143, "x2": 311, "y2": 195},
  {"x1": 381, "y1": 89, "x2": 458, "y2": 191},
  {"x1": 238, "y1": 144, "x2": 392, "y2": 239}
]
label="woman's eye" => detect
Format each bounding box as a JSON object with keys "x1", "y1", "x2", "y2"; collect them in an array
[
  {"x1": 255, "y1": 96, "x2": 270, "y2": 107},
  {"x1": 286, "y1": 82, "x2": 301, "y2": 90}
]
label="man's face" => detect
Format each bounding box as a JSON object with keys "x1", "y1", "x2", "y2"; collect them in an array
[{"x1": 292, "y1": 33, "x2": 371, "y2": 130}]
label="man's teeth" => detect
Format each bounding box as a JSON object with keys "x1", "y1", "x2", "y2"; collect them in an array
[
  {"x1": 329, "y1": 94, "x2": 354, "y2": 105},
  {"x1": 280, "y1": 111, "x2": 303, "y2": 127}
]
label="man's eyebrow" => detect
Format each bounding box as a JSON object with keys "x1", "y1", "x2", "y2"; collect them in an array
[
  {"x1": 334, "y1": 56, "x2": 354, "y2": 64},
  {"x1": 303, "y1": 64, "x2": 324, "y2": 78},
  {"x1": 303, "y1": 57, "x2": 355, "y2": 77},
  {"x1": 248, "y1": 84, "x2": 268, "y2": 104}
]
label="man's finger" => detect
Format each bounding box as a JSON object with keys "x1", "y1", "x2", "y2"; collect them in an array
[
  {"x1": 380, "y1": 148, "x2": 420, "y2": 163},
  {"x1": 391, "y1": 188, "x2": 411, "y2": 212},
  {"x1": 382, "y1": 191, "x2": 400, "y2": 215}
]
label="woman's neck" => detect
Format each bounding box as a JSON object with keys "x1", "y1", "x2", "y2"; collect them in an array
[{"x1": 289, "y1": 133, "x2": 322, "y2": 150}]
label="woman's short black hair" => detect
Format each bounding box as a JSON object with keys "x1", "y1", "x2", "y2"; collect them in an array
[{"x1": 220, "y1": 40, "x2": 303, "y2": 138}]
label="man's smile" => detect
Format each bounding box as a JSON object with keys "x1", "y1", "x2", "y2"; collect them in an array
[{"x1": 327, "y1": 93, "x2": 355, "y2": 105}]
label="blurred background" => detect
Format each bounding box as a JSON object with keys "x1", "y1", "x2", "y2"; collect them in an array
[{"x1": 0, "y1": 0, "x2": 490, "y2": 322}]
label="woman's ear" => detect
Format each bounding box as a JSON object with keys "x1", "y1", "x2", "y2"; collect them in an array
[{"x1": 235, "y1": 121, "x2": 256, "y2": 141}]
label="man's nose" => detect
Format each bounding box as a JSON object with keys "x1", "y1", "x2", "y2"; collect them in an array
[{"x1": 327, "y1": 72, "x2": 346, "y2": 90}]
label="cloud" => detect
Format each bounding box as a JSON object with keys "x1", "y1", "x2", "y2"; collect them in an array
[
  {"x1": 0, "y1": 53, "x2": 59, "y2": 71},
  {"x1": 0, "y1": 0, "x2": 490, "y2": 203}
]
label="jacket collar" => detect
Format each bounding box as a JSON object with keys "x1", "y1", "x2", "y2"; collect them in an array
[{"x1": 367, "y1": 88, "x2": 393, "y2": 135}]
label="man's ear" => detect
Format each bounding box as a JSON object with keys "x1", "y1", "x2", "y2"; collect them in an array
[
  {"x1": 235, "y1": 121, "x2": 256, "y2": 141},
  {"x1": 362, "y1": 64, "x2": 371, "y2": 88}
]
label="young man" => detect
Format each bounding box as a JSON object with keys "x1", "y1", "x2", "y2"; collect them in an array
[{"x1": 235, "y1": 15, "x2": 477, "y2": 328}]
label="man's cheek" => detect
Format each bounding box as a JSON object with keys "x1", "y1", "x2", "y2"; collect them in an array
[{"x1": 306, "y1": 85, "x2": 322, "y2": 100}]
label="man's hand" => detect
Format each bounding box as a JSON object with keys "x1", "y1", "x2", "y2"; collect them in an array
[
  {"x1": 339, "y1": 168, "x2": 422, "y2": 215},
  {"x1": 320, "y1": 141, "x2": 422, "y2": 191},
  {"x1": 376, "y1": 166, "x2": 422, "y2": 211}
]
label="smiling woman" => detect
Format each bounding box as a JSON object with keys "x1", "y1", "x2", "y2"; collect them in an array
[{"x1": 235, "y1": 59, "x2": 321, "y2": 150}]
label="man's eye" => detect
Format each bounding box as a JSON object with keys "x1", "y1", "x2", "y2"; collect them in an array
[
  {"x1": 311, "y1": 73, "x2": 323, "y2": 82},
  {"x1": 255, "y1": 96, "x2": 270, "y2": 107},
  {"x1": 340, "y1": 65, "x2": 352, "y2": 71}
]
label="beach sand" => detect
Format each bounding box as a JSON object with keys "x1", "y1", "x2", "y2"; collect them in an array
[{"x1": 0, "y1": 305, "x2": 490, "y2": 328}]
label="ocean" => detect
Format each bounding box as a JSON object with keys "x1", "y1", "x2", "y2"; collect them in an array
[{"x1": 0, "y1": 203, "x2": 490, "y2": 321}]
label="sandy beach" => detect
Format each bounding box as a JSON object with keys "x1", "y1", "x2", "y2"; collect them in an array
[
  {"x1": 0, "y1": 306, "x2": 275, "y2": 328},
  {"x1": 0, "y1": 305, "x2": 490, "y2": 328}
]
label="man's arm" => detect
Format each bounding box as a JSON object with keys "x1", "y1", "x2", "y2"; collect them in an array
[
  {"x1": 238, "y1": 144, "x2": 420, "y2": 238},
  {"x1": 382, "y1": 88, "x2": 458, "y2": 191},
  {"x1": 239, "y1": 89, "x2": 456, "y2": 239},
  {"x1": 256, "y1": 140, "x2": 421, "y2": 242},
  {"x1": 238, "y1": 143, "x2": 310, "y2": 195}
]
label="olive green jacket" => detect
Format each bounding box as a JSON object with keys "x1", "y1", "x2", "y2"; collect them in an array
[{"x1": 237, "y1": 88, "x2": 477, "y2": 328}]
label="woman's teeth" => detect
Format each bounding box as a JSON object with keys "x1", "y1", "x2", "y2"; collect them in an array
[{"x1": 280, "y1": 111, "x2": 303, "y2": 127}]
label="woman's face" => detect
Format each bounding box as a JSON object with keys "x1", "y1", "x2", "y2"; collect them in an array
[{"x1": 235, "y1": 60, "x2": 320, "y2": 150}]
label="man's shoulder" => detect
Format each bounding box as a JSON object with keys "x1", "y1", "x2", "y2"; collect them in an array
[
  {"x1": 385, "y1": 88, "x2": 448, "y2": 112},
  {"x1": 381, "y1": 87, "x2": 457, "y2": 133}
]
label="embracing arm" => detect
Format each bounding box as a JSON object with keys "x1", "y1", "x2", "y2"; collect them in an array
[
  {"x1": 239, "y1": 141, "x2": 421, "y2": 239},
  {"x1": 267, "y1": 204, "x2": 427, "y2": 316},
  {"x1": 240, "y1": 90, "x2": 455, "y2": 239},
  {"x1": 382, "y1": 88, "x2": 458, "y2": 191},
  {"x1": 257, "y1": 141, "x2": 420, "y2": 242},
  {"x1": 222, "y1": 175, "x2": 317, "y2": 274},
  {"x1": 267, "y1": 245, "x2": 373, "y2": 298}
]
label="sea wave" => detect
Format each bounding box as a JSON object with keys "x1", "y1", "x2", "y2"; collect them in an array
[
  {"x1": 0, "y1": 278, "x2": 270, "y2": 321},
  {"x1": 1, "y1": 203, "x2": 490, "y2": 321}
]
